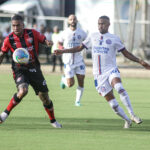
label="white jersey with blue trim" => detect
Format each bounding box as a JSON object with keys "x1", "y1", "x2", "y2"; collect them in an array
[
  {"x1": 59, "y1": 27, "x2": 87, "y2": 65},
  {"x1": 82, "y1": 32, "x2": 125, "y2": 75}
]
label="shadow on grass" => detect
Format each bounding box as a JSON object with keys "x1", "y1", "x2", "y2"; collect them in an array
[{"x1": 0, "y1": 117, "x2": 150, "y2": 132}]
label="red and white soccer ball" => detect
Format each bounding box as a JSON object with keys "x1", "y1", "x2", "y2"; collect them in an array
[{"x1": 13, "y1": 48, "x2": 29, "y2": 64}]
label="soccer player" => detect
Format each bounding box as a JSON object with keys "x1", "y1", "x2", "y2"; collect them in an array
[
  {"x1": 51, "y1": 26, "x2": 63, "y2": 72},
  {"x1": 0, "y1": 14, "x2": 62, "y2": 128},
  {"x1": 58, "y1": 14, "x2": 87, "y2": 106},
  {"x1": 54, "y1": 15, "x2": 150, "y2": 128}
]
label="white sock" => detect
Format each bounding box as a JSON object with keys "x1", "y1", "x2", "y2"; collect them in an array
[
  {"x1": 108, "y1": 99, "x2": 130, "y2": 121},
  {"x1": 120, "y1": 91, "x2": 134, "y2": 116},
  {"x1": 0, "y1": 112, "x2": 8, "y2": 122},
  {"x1": 75, "y1": 86, "x2": 84, "y2": 103},
  {"x1": 61, "y1": 75, "x2": 68, "y2": 87},
  {"x1": 114, "y1": 83, "x2": 134, "y2": 117}
]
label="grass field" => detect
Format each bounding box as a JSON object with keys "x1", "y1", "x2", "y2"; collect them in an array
[{"x1": 0, "y1": 72, "x2": 150, "y2": 150}]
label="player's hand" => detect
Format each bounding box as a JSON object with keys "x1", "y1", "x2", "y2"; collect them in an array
[
  {"x1": 54, "y1": 49, "x2": 63, "y2": 55},
  {"x1": 139, "y1": 60, "x2": 150, "y2": 69},
  {"x1": 45, "y1": 40, "x2": 53, "y2": 47}
]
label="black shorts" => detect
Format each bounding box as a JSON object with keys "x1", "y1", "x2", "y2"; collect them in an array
[{"x1": 14, "y1": 67, "x2": 49, "y2": 95}]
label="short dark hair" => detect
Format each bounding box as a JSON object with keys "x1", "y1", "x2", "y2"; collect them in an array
[
  {"x1": 99, "y1": 16, "x2": 110, "y2": 21},
  {"x1": 11, "y1": 14, "x2": 24, "y2": 22}
]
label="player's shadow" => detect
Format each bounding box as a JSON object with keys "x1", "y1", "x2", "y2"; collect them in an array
[
  {"x1": 60, "y1": 117, "x2": 150, "y2": 132},
  {"x1": 0, "y1": 117, "x2": 150, "y2": 132}
]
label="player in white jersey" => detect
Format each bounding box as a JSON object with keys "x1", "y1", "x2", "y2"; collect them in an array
[
  {"x1": 55, "y1": 15, "x2": 150, "y2": 128},
  {"x1": 58, "y1": 14, "x2": 87, "y2": 106}
]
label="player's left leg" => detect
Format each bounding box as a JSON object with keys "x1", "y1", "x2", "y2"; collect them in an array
[
  {"x1": 111, "y1": 77, "x2": 142, "y2": 124},
  {"x1": 38, "y1": 92, "x2": 62, "y2": 128}
]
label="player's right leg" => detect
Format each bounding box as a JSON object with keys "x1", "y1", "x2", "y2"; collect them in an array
[{"x1": 0, "y1": 83, "x2": 28, "y2": 124}]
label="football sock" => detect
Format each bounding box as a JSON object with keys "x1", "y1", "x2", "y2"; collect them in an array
[
  {"x1": 61, "y1": 75, "x2": 68, "y2": 87},
  {"x1": 119, "y1": 91, "x2": 134, "y2": 116},
  {"x1": 44, "y1": 101, "x2": 56, "y2": 123},
  {"x1": 75, "y1": 86, "x2": 84, "y2": 103},
  {"x1": 6, "y1": 93, "x2": 21, "y2": 113},
  {"x1": 114, "y1": 83, "x2": 134, "y2": 116},
  {"x1": 108, "y1": 99, "x2": 130, "y2": 121}
]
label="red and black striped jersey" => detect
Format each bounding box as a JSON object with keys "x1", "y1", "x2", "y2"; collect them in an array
[{"x1": 1, "y1": 29, "x2": 46, "y2": 70}]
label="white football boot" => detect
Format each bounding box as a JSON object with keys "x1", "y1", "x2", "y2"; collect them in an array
[
  {"x1": 0, "y1": 112, "x2": 8, "y2": 124},
  {"x1": 51, "y1": 121, "x2": 62, "y2": 128},
  {"x1": 130, "y1": 115, "x2": 142, "y2": 124},
  {"x1": 124, "y1": 120, "x2": 132, "y2": 129}
]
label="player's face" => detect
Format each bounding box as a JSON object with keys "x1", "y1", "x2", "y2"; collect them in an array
[
  {"x1": 98, "y1": 18, "x2": 110, "y2": 34},
  {"x1": 12, "y1": 20, "x2": 24, "y2": 36},
  {"x1": 68, "y1": 15, "x2": 77, "y2": 28}
]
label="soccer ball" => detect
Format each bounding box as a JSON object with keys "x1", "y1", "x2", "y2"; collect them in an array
[{"x1": 13, "y1": 48, "x2": 29, "y2": 64}]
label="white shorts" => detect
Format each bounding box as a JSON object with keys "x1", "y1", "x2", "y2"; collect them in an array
[
  {"x1": 64, "y1": 61, "x2": 86, "y2": 78},
  {"x1": 94, "y1": 68, "x2": 121, "y2": 96}
]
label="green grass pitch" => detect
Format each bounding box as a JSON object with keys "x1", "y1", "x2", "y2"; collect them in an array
[{"x1": 0, "y1": 73, "x2": 150, "y2": 150}]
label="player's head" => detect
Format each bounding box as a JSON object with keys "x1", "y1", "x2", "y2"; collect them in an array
[
  {"x1": 53, "y1": 26, "x2": 59, "y2": 33},
  {"x1": 68, "y1": 14, "x2": 78, "y2": 28},
  {"x1": 11, "y1": 14, "x2": 24, "y2": 36},
  {"x1": 98, "y1": 15, "x2": 110, "y2": 34}
]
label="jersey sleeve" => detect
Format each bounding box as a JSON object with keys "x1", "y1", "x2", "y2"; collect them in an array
[
  {"x1": 1, "y1": 37, "x2": 11, "y2": 53},
  {"x1": 32, "y1": 29, "x2": 46, "y2": 43},
  {"x1": 115, "y1": 36, "x2": 125, "y2": 52},
  {"x1": 82, "y1": 30, "x2": 87, "y2": 41},
  {"x1": 82, "y1": 34, "x2": 92, "y2": 50}
]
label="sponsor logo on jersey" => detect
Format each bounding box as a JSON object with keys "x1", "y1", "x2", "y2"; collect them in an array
[
  {"x1": 106, "y1": 39, "x2": 112, "y2": 44},
  {"x1": 27, "y1": 37, "x2": 33, "y2": 44},
  {"x1": 93, "y1": 46, "x2": 109, "y2": 54},
  {"x1": 67, "y1": 42, "x2": 80, "y2": 48}
]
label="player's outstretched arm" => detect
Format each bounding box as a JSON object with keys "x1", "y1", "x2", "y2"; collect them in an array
[
  {"x1": 0, "y1": 51, "x2": 5, "y2": 65},
  {"x1": 121, "y1": 48, "x2": 150, "y2": 69},
  {"x1": 54, "y1": 44, "x2": 84, "y2": 55}
]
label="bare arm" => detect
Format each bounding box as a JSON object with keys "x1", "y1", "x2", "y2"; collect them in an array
[
  {"x1": 54, "y1": 44, "x2": 85, "y2": 55},
  {"x1": 44, "y1": 39, "x2": 53, "y2": 47},
  {"x1": 58, "y1": 42, "x2": 64, "y2": 50},
  {"x1": 0, "y1": 51, "x2": 5, "y2": 64},
  {"x1": 121, "y1": 48, "x2": 150, "y2": 69}
]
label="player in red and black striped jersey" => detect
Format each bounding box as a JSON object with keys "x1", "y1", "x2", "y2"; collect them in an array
[{"x1": 0, "y1": 14, "x2": 62, "y2": 128}]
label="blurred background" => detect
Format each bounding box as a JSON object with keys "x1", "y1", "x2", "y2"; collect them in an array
[{"x1": 0, "y1": 0, "x2": 150, "y2": 67}]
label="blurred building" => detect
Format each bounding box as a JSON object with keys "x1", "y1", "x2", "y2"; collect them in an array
[
  {"x1": 114, "y1": 0, "x2": 150, "y2": 60},
  {"x1": 0, "y1": 0, "x2": 150, "y2": 60},
  {"x1": 76, "y1": 0, "x2": 114, "y2": 33}
]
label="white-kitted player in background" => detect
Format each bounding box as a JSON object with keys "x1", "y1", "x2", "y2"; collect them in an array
[
  {"x1": 55, "y1": 15, "x2": 150, "y2": 128},
  {"x1": 58, "y1": 14, "x2": 87, "y2": 106}
]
